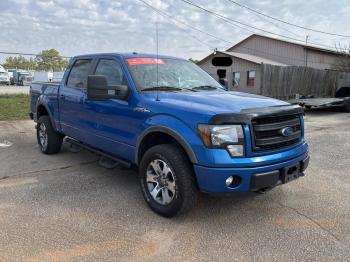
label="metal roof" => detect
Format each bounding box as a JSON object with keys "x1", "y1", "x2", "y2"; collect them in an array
[
  {"x1": 228, "y1": 34, "x2": 342, "y2": 55},
  {"x1": 218, "y1": 51, "x2": 287, "y2": 66}
]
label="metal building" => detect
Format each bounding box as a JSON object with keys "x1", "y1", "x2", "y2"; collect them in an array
[{"x1": 197, "y1": 34, "x2": 344, "y2": 94}]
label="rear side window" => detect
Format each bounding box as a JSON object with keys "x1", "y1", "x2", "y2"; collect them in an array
[
  {"x1": 94, "y1": 59, "x2": 126, "y2": 86},
  {"x1": 66, "y1": 59, "x2": 92, "y2": 88}
]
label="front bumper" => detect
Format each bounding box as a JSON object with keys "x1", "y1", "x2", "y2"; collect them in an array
[{"x1": 194, "y1": 152, "x2": 309, "y2": 193}]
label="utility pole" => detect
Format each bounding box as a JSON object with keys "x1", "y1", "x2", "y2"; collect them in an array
[{"x1": 305, "y1": 35, "x2": 310, "y2": 67}]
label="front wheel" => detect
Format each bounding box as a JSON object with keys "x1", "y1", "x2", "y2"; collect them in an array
[
  {"x1": 139, "y1": 144, "x2": 198, "y2": 217},
  {"x1": 344, "y1": 101, "x2": 350, "y2": 113},
  {"x1": 37, "y1": 116, "x2": 63, "y2": 154}
]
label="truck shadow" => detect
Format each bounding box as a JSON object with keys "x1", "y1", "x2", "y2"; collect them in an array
[{"x1": 304, "y1": 107, "x2": 347, "y2": 116}]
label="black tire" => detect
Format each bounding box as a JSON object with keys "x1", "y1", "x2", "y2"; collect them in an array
[
  {"x1": 36, "y1": 115, "x2": 63, "y2": 154},
  {"x1": 344, "y1": 101, "x2": 350, "y2": 113},
  {"x1": 139, "y1": 144, "x2": 198, "y2": 217}
]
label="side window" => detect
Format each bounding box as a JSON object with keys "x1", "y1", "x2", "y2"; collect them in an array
[
  {"x1": 66, "y1": 59, "x2": 92, "y2": 88},
  {"x1": 94, "y1": 59, "x2": 126, "y2": 86},
  {"x1": 247, "y1": 70, "x2": 256, "y2": 87},
  {"x1": 233, "y1": 72, "x2": 240, "y2": 87}
]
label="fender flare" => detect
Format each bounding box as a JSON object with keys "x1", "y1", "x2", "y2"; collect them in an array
[
  {"x1": 36, "y1": 102, "x2": 57, "y2": 131},
  {"x1": 135, "y1": 126, "x2": 198, "y2": 164}
]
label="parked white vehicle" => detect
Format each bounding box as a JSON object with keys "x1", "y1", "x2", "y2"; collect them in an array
[
  {"x1": 33, "y1": 71, "x2": 53, "y2": 82},
  {"x1": 52, "y1": 71, "x2": 64, "y2": 82},
  {"x1": 0, "y1": 65, "x2": 10, "y2": 85}
]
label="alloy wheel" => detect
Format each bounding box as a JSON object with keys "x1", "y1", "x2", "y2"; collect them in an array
[{"x1": 146, "y1": 159, "x2": 176, "y2": 205}]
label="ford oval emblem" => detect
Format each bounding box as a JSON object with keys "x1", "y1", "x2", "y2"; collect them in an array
[{"x1": 280, "y1": 127, "x2": 294, "y2": 137}]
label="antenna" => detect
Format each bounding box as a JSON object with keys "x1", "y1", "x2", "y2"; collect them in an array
[{"x1": 155, "y1": 11, "x2": 160, "y2": 101}]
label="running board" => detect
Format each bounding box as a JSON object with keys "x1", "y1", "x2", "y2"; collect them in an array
[{"x1": 65, "y1": 137, "x2": 132, "y2": 169}]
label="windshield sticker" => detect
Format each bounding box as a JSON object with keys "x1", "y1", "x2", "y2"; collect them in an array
[{"x1": 127, "y1": 58, "x2": 165, "y2": 66}]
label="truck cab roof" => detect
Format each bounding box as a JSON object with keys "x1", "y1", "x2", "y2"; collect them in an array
[{"x1": 73, "y1": 52, "x2": 186, "y2": 61}]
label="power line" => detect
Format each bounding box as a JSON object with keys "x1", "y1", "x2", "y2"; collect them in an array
[
  {"x1": 138, "y1": 0, "x2": 235, "y2": 46},
  {"x1": 226, "y1": 0, "x2": 350, "y2": 38},
  {"x1": 0, "y1": 51, "x2": 71, "y2": 59},
  {"x1": 223, "y1": 0, "x2": 303, "y2": 38},
  {"x1": 137, "y1": 0, "x2": 214, "y2": 50},
  {"x1": 140, "y1": 0, "x2": 347, "y2": 65},
  {"x1": 179, "y1": 0, "x2": 338, "y2": 50},
  {"x1": 137, "y1": 0, "x2": 343, "y2": 65}
]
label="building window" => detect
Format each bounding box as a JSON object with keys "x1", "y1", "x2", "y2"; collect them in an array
[
  {"x1": 233, "y1": 72, "x2": 240, "y2": 87},
  {"x1": 247, "y1": 70, "x2": 255, "y2": 87}
]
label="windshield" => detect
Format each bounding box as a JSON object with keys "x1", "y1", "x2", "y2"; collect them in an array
[{"x1": 126, "y1": 58, "x2": 224, "y2": 91}]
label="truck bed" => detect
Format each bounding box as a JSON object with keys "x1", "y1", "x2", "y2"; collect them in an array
[{"x1": 30, "y1": 81, "x2": 60, "y2": 122}]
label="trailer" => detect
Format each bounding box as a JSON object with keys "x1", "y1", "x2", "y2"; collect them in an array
[
  {"x1": 288, "y1": 86, "x2": 350, "y2": 112},
  {"x1": 33, "y1": 71, "x2": 53, "y2": 82}
]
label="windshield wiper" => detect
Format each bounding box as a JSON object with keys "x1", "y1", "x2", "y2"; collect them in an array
[
  {"x1": 192, "y1": 85, "x2": 222, "y2": 90},
  {"x1": 141, "y1": 86, "x2": 197, "y2": 92},
  {"x1": 141, "y1": 86, "x2": 184, "y2": 92}
]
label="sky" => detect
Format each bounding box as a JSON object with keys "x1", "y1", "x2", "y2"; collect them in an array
[{"x1": 1, "y1": 0, "x2": 350, "y2": 64}]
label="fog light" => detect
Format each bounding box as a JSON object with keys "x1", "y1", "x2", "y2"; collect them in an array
[
  {"x1": 225, "y1": 175, "x2": 242, "y2": 188},
  {"x1": 226, "y1": 176, "x2": 234, "y2": 186},
  {"x1": 227, "y1": 145, "x2": 244, "y2": 157}
]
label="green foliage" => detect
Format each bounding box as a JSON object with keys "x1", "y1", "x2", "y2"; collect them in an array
[
  {"x1": 332, "y1": 44, "x2": 350, "y2": 72},
  {"x1": 332, "y1": 56, "x2": 350, "y2": 72},
  {"x1": 3, "y1": 56, "x2": 36, "y2": 70},
  {"x1": 0, "y1": 94, "x2": 30, "y2": 121},
  {"x1": 3, "y1": 49, "x2": 69, "y2": 71},
  {"x1": 35, "y1": 49, "x2": 68, "y2": 71}
]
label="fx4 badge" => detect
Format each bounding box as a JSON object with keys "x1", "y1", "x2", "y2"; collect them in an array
[{"x1": 133, "y1": 107, "x2": 150, "y2": 113}]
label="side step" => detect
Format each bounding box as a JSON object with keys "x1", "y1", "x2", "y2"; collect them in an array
[{"x1": 65, "y1": 137, "x2": 132, "y2": 169}]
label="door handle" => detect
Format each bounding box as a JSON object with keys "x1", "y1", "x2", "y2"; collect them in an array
[{"x1": 60, "y1": 94, "x2": 66, "y2": 100}]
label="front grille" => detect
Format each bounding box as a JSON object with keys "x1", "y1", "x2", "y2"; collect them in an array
[{"x1": 252, "y1": 113, "x2": 302, "y2": 152}]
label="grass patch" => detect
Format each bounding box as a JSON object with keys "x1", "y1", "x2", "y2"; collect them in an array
[{"x1": 0, "y1": 94, "x2": 30, "y2": 121}]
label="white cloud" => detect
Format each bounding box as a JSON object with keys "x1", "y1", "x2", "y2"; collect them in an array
[{"x1": 0, "y1": 0, "x2": 350, "y2": 64}]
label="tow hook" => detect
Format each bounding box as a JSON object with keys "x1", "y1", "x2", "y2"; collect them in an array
[{"x1": 255, "y1": 187, "x2": 273, "y2": 194}]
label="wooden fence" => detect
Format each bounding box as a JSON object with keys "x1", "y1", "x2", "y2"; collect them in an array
[{"x1": 261, "y1": 64, "x2": 350, "y2": 99}]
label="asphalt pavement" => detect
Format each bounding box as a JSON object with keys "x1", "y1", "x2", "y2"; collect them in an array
[{"x1": 0, "y1": 109, "x2": 349, "y2": 261}]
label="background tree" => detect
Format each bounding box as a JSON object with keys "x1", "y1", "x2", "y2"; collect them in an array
[
  {"x1": 3, "y1": 49, "x2": 69, "y2": 71},
  {"x1": 3, "y1": 56, "x2": 36, "y2": 70},
  {"x1": 35, "y1": 49, "x2": 69, "y2": 71},
  {"x1": 332, "y1": 43, "x2": 350, "y2": 72}
]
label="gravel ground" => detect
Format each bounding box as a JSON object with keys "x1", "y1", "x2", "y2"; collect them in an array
[
  {"x1": 0, "y1": 109, "x2": 349, "y2": 261},
  {"x1": 0, "y1": 84, "x2": 30, "y2": 94}
]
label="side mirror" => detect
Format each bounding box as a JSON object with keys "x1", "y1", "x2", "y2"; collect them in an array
[{"x1": 87, "y1": 75, "x2": 129, "y2": 101}]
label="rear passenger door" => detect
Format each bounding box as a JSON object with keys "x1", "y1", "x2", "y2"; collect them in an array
[{"x1": 59, "y1": 58, "x2": 96, "y2": 142}]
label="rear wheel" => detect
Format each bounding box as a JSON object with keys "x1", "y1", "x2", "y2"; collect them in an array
[
  {"x1": 139, "y1": 144, "x2": 198, "y2": 217},
  {"x1": 37, "y1": 116, "x2": 63, "y2": 154}
]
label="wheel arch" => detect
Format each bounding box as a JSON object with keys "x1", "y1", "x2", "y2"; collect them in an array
[
  {"x1": 136, "y1": 126, "x2": 198, "y2": 165},
  {"x1": 36, "y1": 102, "x2": 57, "y2": 130}
]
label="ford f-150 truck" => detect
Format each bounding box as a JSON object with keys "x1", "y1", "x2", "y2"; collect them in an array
[{"x1": 30, "y1": 53, "x2": 309, "y2": 217}]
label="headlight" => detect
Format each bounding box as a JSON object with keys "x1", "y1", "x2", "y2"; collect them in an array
[{"x1": 198, "y1": 124, "x2": 245, "y2": 157}]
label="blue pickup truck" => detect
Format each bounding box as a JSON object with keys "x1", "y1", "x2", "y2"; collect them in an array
[{"x1": 30, "y1": 53, "x2": 309, "y2": 217}]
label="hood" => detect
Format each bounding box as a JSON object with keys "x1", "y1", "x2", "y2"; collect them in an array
[{"x1": 148, "y1": 91, "x2": 288, "y2": 115}]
